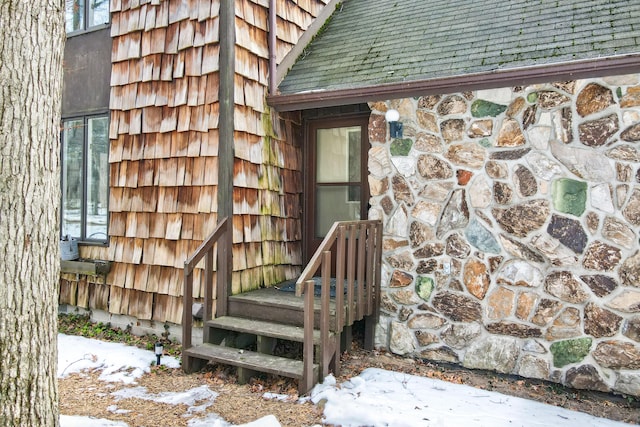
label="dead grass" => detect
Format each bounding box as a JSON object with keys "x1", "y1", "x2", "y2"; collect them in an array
[{"x1": 59, "y1": 366, "x2": 323, "y2": 427}]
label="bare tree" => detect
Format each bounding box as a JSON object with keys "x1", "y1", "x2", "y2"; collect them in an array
[{"x1": 0, "y1": 0, "x2": 65, "y2": 425}]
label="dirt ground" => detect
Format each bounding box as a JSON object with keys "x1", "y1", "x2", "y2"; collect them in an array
[{"x1": 59, "y1": 347, "x2": 640, "y2": 427}]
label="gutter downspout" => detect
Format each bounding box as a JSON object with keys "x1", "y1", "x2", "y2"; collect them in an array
[
  {"x1": 217, "y1": 0, "x2": 235, "y2": 317},
  {"x1": 269, "y1": 0, "x2": 277, "y2": 95}
]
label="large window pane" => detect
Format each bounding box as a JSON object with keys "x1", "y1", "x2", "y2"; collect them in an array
[
  {"x1": 65, "y1": 0, "x2": 109, "y2": 33},
  {"x1": 86, "y1": 117, "x2": 109, "y2": 241},
  {"x1": 88, "y1": 0, "x2": 109, "y2": 27},
  {"x1": 65, "y1": 0, "x2": 84, "y2": 32},
  {"x1": 61, "y1": 115, "x2": 109, "y2": 243},
  {"x1": 61, "y1": 119, "x2": 84, "y2": 238}
]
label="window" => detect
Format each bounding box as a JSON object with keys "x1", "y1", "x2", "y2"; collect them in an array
[
  {"x1": 65, "y1": 0, "x2": 109, "y2": 33},
  {"x1": 61, "y1": 115, "x2": 109, "y2": 243}
]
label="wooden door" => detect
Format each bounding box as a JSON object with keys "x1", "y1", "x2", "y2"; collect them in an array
[{"x1": 304, "y1": 115, "x2": 370, "y2": 263}]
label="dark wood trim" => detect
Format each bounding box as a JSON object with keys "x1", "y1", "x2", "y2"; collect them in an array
[
  {"x1": 217, "y1": 0, "x2": 235, "y2": 313},
  {"x1": 269, "y1": 54, "x2": 640, "y2": 111}
]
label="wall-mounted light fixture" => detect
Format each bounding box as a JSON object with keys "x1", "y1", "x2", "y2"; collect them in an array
[{"x1": 385, "y1": 109, "x2": 403, "y2": 138}]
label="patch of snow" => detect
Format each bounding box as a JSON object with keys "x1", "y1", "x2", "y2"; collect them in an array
[
  {"x1": 57, "y1": 334, "x2": 180, "y2": 384},
  {"x1": 60, "y1": 415, "x2": 128, "y2": 427},
  {"x1": 111, "y1": 384, "x2": 217, "y2": 414},
  {"x1": 311, "y1": 368, "x2": 631, "y2": 427}
]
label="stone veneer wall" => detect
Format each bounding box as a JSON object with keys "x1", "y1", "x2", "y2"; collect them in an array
[{"x1": 367, "y1": 74, "x2": 640, "y2": 397}]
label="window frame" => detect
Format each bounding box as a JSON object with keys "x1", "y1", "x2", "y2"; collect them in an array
[
  {"x1": 60, "y1": 113, "x2": 110, "y2": 245},
  {"x1": 65, "y1": 0, "x2": 110, "y2": 36}
]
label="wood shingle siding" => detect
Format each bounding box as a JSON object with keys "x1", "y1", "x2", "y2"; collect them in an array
[{"x1": 61, "y1": 0, "x2": 329, "y2": 325}]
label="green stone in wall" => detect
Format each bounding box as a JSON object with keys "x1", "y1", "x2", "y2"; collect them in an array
[
  {"x1": 390, "y1": 138, "x2": 413, "y2": 156},
  {"x1": 471, "y1": 100, "x2": 507, "y2": 117},
  {"x1": 478, "y1": 138, "x2": 492, "y2": 148},
  {"x1": 552, "y1": 178, "x2": 587, "y2": 217},
  {"x1": 550, "y1": 337, "x2": 592, "y2": 368},
  {"x1": 416, "y1": 276, "x2": 434, "y2": 301},
  {"x1": 527, "y1": 92, "x2": 538, "y2": 103}
]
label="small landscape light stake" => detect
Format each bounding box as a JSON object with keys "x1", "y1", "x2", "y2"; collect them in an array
[{"x1": 154, "y1": 342, "x2": 163, "y2": 366}]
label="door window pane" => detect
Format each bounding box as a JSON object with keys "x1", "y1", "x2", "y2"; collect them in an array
[
  {"x1": 314, "y1": 125, "x2": 363, "y2": 237},
  {"x1": 315, "y1": 186, "x2": 361, "y2": 237},
  {"x1": 316, "y1": 127, "x2": 361, "y2": 183}
]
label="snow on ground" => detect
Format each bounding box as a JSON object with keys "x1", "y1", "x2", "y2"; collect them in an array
[{"x1": 58, "y1": 334, "x2": 630, "y2": 427}]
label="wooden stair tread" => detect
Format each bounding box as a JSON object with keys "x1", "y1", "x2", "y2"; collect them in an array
[
  {"x1": 184, "y1": 343, "x2": 318, "y2": 380},
  {"x1": 228, "y1": 287, "x2": 338, "y2": 311},
  {"x1": 207, "y1": 316, "x2": 332, "y2": 343}
]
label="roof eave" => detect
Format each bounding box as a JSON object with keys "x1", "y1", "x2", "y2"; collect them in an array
[{"x1": 268, "y1": 54, "x2": 640, "y2": 111}]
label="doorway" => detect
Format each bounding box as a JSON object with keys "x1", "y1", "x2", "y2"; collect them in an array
[{"x1": 304, "y1": 115, "x2": 370, "y2": 262}]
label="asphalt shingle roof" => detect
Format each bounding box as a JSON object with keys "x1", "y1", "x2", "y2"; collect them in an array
[{"x1": 277, "y1": 0, "x2": 640, "y2": 96}]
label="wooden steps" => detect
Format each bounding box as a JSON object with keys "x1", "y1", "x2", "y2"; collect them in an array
[
  {"x1": 182, "y1": 219, "x2": 382, "y2": 394},
  {"x1": 206, "y1": 316, "x2": 328, "y2": 344},
  {"x1": 182, "y1": 314, "x2": 336, "y2": 393},
  {"x1": 183, "y1": 343, "x2": 319, "y2": 381},
  {"x1": 227, "y1": 287, "x2": 338, "y2": 328}
]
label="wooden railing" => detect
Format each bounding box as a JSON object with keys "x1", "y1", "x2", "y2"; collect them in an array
[
  {"x1": 181, "y1": 217, "x2": 382, "y2": 389},
  {"x1": 182, "y1": 216, "x2": 230, "y2": 353},
  {"x1": 296, "y1": 219, "x2": 383, "y2": 380}
]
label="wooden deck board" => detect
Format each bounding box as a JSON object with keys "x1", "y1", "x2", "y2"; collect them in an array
[
  {"x1": 227, "y1": 286, "x2": 340, "y2": 328},
  {"x1": 229, "y1": 286, "x2": 338, "y2": 311}
]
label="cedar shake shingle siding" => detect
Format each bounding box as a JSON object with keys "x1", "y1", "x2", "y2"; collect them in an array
[{"x1": 59, "y1": 0, "x2": 330, "y2": 324}]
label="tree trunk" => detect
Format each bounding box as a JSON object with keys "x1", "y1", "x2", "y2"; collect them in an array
[{"x1": 0, "y1": 0, "x2": 65, "y2": 425}]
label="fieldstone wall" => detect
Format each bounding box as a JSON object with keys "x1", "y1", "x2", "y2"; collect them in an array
[{"x1": 367, "y1": 74, "x2": 640, "y2": 397}]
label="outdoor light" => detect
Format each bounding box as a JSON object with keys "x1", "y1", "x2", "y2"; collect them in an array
[
  {"x1": 385, "y1": 108, "x2": 403, "y2": 138},
  {"x1": 154, "y1": 342, "x2": 163, "y2": 365}
]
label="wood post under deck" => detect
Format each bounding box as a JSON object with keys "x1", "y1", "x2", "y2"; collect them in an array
[{"x1": 216, "y1": 0, "x2": 235, "y2": 318}]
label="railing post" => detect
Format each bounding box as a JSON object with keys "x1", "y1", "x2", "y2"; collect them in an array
[
  {"x1": 374, "y1": 220, "x2": 383, "y2": 316},
  {"x1": 216, "y1": 218, "x2": 230, "y2": 317},
  {"x1": 346, "y1": 224, "x2": 357, "y2": 326},
  {"x1": 356, "y1": 223, "x2": 366, "y2": 320},
  {"x1": 301, "y1": 280, "x2": 315, "y2": 392},
  {"x1": 203, "y1": 249, "x2": 214, "y2": 343},
  {"x1": 334, "y1": 225, "x2": 346, "y2": 332},
  {"x1": 182, "y1": 268, "x2": 193, "y2": 351},
  {"x1": 365, "y1": 223, "x2": 375, "y2": 316},
  {"x1": 320, "y1": 251, "x2": 331, "y2": 378}
]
